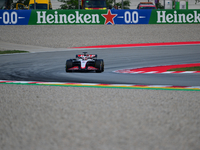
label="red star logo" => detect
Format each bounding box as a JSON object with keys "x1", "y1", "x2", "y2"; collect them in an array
[{"x1": 101, "y1": 9, "x2": 117, "y2": 25}]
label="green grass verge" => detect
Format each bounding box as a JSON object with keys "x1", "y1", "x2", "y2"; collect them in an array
[
  {"x1": 0, "y1": 82, "x2": 200, "y2": 91},
  {"x1": 168, "y1": 66, "x2": 200, "y2": 71},
  {"x1": 0, "y1": 50, "x2": 29, "y2": 54}
]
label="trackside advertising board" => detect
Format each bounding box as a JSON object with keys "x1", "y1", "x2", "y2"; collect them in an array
[
  {"x1": 149, "y1": 10, "x2": 200, "y2": 24},
  {"x1": 0, "y1": 9, "x2": 200, "y2": 25},
  {"x1": 0, "y1": 10, "x2": 32, "y2": 25}
]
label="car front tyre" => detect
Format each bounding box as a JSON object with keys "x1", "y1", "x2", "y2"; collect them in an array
[
  {"x1": 66, "y1": 60, "x2": 73, "y2": 72},
  {"x1": 95, "y1": 59, "x2": 104, "y2": 73}
]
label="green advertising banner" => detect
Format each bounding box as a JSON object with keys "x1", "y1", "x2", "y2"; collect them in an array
[
  {"x1": 28, "y1": 10, "x2": 107, "y2": 25},
  {"x1": 1, "y1": 9, "x2": 200, "y2": 25},
  {"x1": 149, "y1": 10, "x2": 200, "y2": 24}
]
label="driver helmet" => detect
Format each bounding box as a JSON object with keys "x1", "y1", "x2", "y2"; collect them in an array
[{"x1": 82, "y1": 56, "x2": 88, "y2": 60}]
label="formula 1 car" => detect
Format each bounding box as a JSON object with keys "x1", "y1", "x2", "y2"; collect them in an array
[{"x1": 65, "y1": 52, "x2": 104, "y2": 73}]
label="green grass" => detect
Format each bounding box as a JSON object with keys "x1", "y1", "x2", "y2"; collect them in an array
[
  {"x1": 0, "y1": 50, "x2": 29, "y2": 54},
  {"x1": 168, "y1": 66, "x2": 200, "y2": 71}
]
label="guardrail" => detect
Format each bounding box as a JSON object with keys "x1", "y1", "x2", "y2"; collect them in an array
[{"x1": 0, "y1": 9, "x2": 200, "y2": 25}]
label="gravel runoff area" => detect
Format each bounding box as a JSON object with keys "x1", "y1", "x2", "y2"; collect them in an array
[
  {"x1": 1, "y1": 24, "x2": 200, "y2": 150},
  {"x1": 1, "y1": 24, "x2": 200, "y2": 49}
]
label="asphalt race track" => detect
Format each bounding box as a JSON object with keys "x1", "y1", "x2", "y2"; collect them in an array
[{"x1": 0, "y1": 44, "x2": 200, "y2": 86}]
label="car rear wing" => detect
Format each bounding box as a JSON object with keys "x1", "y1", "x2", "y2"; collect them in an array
[{"x1": 76, "y1": 54, "x2": 97, "y2": 59}]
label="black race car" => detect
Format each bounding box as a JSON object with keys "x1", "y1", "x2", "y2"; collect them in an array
[{"x1": 65, "y1": 52, "x2": 104, "y2": 73}]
